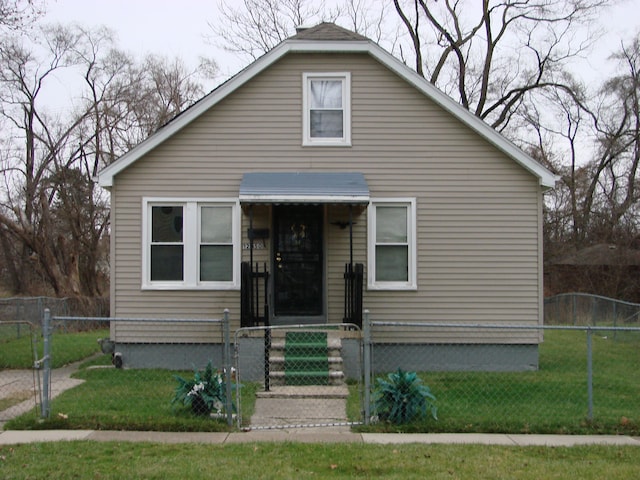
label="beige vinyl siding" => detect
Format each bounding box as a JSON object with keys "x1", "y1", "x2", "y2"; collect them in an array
[{"x1": 110, "y1": 52, "x2": 543, "y2": 344}]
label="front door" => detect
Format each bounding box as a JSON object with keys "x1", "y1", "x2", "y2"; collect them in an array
[{"x1": 273, "y1": 205, "x2": 324, "y2": 319}]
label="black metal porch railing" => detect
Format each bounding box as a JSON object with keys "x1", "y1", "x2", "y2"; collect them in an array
[
  {"x1": 344, "y1": 263, "x2": 364, "y2": 328},
  {"x1": 240, "y1": 262, "x2": 269, "y2": 328}
]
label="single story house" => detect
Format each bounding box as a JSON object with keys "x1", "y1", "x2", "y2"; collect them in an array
[{"x1": 97, "y1": 23, "x2": 557, "y2": 372}]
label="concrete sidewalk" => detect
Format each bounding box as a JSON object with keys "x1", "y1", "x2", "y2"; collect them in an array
[{"x1": 1, "y1": 429, "x2": 639, "y2": 446}]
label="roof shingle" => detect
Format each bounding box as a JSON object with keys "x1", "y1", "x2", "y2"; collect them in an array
[{"x1": 290, "y1": 22, "x2": 368, "y2": 41}]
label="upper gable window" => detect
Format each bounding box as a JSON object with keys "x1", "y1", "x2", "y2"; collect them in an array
[{"x1": 303, "y1": 72, "x2": 351, "y2": 146}]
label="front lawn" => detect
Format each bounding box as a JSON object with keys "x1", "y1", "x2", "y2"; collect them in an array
[
  {"x1": 6, "y1": 360, "x2": 256, "y2": 432},
  {"x1": 5, "y1": 329, "x2": 638, "y2": 435},
  {"x1": 357, "y1": 330, "x2": 639, "y2": 435},
  {"x1": 1, "y1": 442, "x2": 639, "y2": 479}
]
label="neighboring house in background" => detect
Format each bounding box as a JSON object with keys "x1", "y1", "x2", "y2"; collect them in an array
[
  {"x1": 97, "y1": 23, "x2": 557, "y2": 372},
  {"x1": 545, "y1": 244, "x2": 640, "y2": 302}
]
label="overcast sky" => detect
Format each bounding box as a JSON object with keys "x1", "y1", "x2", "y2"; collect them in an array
[
  {"x1": 42, "y1": 0, "x2": 640, "y2": 100},
  {"x1": 45, "y1": 0, "x2": 236, "y2": 79}
]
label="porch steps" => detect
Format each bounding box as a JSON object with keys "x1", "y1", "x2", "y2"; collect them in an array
[{"x1": 268, "y1": 331, "x2": 345, "y2": 387}]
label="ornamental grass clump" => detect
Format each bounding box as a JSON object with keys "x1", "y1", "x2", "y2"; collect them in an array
[
  {"x1": 172, "y1": 361, "x2": 229, "y2": 416},
  {"x1": 374, "y1": 368, "x2": 437, "y2": 425}
]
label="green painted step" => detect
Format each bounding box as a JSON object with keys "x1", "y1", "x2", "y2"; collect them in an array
[{"x1": 284, "y1": 332, "x2": 329, "y2": 386}]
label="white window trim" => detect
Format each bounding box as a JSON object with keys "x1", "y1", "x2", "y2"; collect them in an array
[
  {"x1": 302, "y1": 72, "x2": 351, "y2": 147},
  {"x1": 367, "y1": 198, "x2": 417, "y2": 291},
  {"x1": 142, "y1": 198, "x2": 240, "y2": 290}
]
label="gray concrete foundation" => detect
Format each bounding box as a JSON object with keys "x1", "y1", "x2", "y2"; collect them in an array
[
  {"x1": 115, "y1": 343, "x2": 224, "y2": 370},
  {"x1": 371, "y1": 343, "x2": 539, "y2": 373},
  {"x1": 114, "y1": 341, "x2": 538, "y2": 373}
]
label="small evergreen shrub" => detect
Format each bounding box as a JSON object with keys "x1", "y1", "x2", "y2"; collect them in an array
[{"x1": 374, "y1": 368, "x2": 437, "y2": 424}]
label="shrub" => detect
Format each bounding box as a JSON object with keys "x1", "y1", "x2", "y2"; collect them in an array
[
  {"x1": 171, "y1": 362, "x2": 230, "y2": 416},
  {"x1": 374, "y1": 369, "x2": 437, "y2": 424}
]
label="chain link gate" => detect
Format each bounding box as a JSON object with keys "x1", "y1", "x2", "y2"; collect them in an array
[
  {"x1": 0, "y1": 321, "x2": 42, "y2": 424},
  {"x1": 234, "y1": 323, "x2": 363, "y2": 430}
]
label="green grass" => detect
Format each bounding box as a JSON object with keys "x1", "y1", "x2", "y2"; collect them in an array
[
  {"x1": 1, "y1": 442, "x2": 639, "y2": 479},
  {"x1": 0, "y1": 329, "x2": 109, "y2": 369},
  {"x1": 6, "y1": 362, "x2": 256, "y2": 432},
  {"x1": 4, "y1": 329, "x2": 639, "y2": 434},
  {"x1": 356, "y1": 330, "x2": 640, "y2": 435}
]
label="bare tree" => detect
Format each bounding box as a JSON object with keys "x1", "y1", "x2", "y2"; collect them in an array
[
  {"x1": 393, "y1": 0, "x2": 609, "y2": 132},
  {"x1": 210, "y1": 0, "x2": 328, "y2": 61},
  {"x1": 585, "y1": 35, "x2": 640, "y2": 241},
  {"x1": 0, "y1": 24, "x2": 88, "y2": 294},
  {"x1": 0, "y1": 23, "x2": 208, "y2": 296},
  {"x1": 210, "y1": 0, "x2": 399, "y2": 63},
  {"x1": 526, "y1": 33, "x2": 640, "y2": 254},
  {"x1": 0, "y1": 0, "x2": 44, "y2": 31}
]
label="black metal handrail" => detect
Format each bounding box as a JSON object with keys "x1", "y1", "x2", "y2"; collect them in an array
[
  {"x1": 344, "y1": 263, "x2": 364, "y2": 328},
  {"x1": 240, "y1": 262, "x2": 269, "y2": 328}
]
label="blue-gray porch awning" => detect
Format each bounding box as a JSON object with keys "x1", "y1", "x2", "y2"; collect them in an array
[{"x1": 239, "y1": 172, "x2": 369, "y2": 204}]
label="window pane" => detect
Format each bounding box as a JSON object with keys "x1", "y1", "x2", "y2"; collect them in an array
[
  {"x1": 151, "y1": 245, "x2": 184, "y2": 281},
  {"x1": 201, "y1": 206, "x2": 232, "y2": 243},
  {"x1": 200, "y1": 245, "x2": 233, "y2": 281},
  {"x1": 152, "y1": 206, "x2": 183, "y2": 242},
  {"x1": 376, "y1": 245, "x2": 408, "y2": 282},
  {"x1": 310, "y1": 80, "x2": 342, "y2": 108},
  {"x1": 310, "y1": 110, "x2": 343, "y2": 138},
  {"x1": 376, "y1": 206, "x2": 407, "y2": 243}
]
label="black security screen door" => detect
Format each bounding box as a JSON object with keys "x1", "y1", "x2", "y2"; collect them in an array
[{"x1": 273, "y1": 205, "x2": 323, "y2": 316}]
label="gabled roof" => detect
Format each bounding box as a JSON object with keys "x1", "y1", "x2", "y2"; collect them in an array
[{"x1": 98, "y1": 23, "x2": 558, "y2": 189}]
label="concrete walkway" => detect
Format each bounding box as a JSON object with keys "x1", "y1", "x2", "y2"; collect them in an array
[
  {"x1": 0, "y1": 363, "x2": 85, "y2": 429},
  {"x1": 1, "y1": 429, "x2": 639, "y2": 446},
  {"x1": 250, "y1": 385, "x2": 350, "y2": 430}
]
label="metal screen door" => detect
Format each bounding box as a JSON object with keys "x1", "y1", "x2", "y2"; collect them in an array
[{"x1": 273, "y1": 205, "x2": 323, "y2": 316}]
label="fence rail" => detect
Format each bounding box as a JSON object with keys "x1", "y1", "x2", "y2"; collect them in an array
[
  {"x1": 545, "y1": 292, "x2": 640, "y2": 326},
  {"x1": 1, "y1": 293, "x2": 639, "y2": 434},
  {"x1": 366, "y1": 312, "x2": 640, "y2": 430}
]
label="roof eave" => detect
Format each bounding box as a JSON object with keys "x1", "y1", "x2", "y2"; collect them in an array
[{"x1": 98, "y1": 36, "x2": 557, "y2": 190}]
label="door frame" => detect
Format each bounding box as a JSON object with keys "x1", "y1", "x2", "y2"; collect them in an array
[{"x1": 270, "y1": 204, "x2": 327, "y2": 325}]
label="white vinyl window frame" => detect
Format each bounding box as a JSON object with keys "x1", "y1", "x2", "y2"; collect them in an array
[
  {"x1": 302, "y1": 72, "x2": 351, "y2": 147},
  {"x1": 142, "y1": 198, "x2": 240, "y2": 290},
  {"x1": 367, "y1": 198, "x2": 417, "y2": 290}
]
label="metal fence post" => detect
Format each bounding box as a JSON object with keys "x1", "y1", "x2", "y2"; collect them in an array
[
  {"x1": 223, "y1": 309, "x2": 233, "y2": 426},
  {"x1": 41, "y1": 308, "x2": 51, "y2": 419},
  {"x1": 586, "y1": 327, "x2": 593, "y2": 420},
  {"x1": 363, "y1": 309, "x2": 371, "y2": 425}
]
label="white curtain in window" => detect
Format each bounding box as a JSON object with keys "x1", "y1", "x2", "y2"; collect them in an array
[{"x1": 310, "y1": 79, "x2": 343, "y2": 138}]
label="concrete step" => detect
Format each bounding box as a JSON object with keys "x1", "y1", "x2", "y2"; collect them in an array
[
  {"x1": 256, "y1": 385, "x2": 349, "y2": 399},
  {"x1": 269, "y1": 356, "x2": 344, "y2": 368},
  {"x1": 269, "y1": 369, "x2": 345, "y2": 386}
]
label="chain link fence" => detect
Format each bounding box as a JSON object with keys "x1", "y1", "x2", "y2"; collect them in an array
[
  {"x1": 0, "y1": 297, "x2": 109, "y2": 341},
  {"x1": 2, "y1": 293, "x2": 639, "y2": 434},
  {"x1": 545, "y1": 292, "x2": 640, "y2": 327},
  {"x1": 365, "y1": 295, "x2": 640, "y2": 433},
  {"x1": 0, "y1": 297, "x2": 109, "y2": 426},
  {"x1": 0, "y1": 321, "x2": 41, "y2": 424},
  {"x1": 2, "y1": 309, "x2": 234, "y2": 432}
]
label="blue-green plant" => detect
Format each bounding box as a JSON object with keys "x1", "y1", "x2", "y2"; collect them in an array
[
  {"x1": 172, "y1": 361, "x2": 230, "y2": 416},
  {"x1": 374, "y1": 369, "x2": 437, "y2": 424}
]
